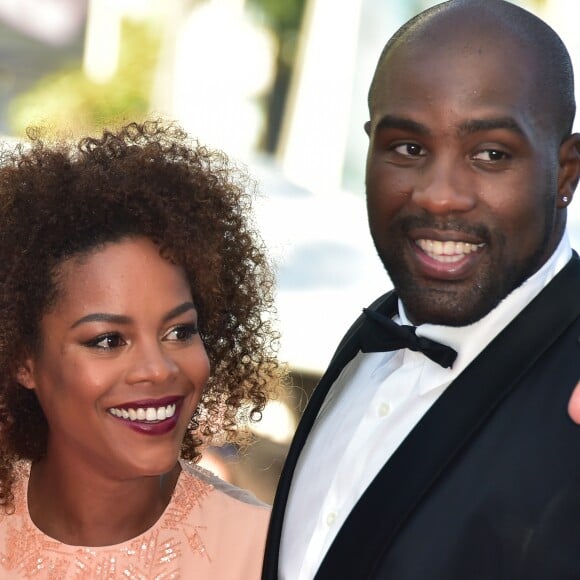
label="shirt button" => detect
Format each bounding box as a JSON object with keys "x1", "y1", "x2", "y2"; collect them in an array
[
  {"x1": 378, "y1": 402, "x2": 391, "y2": 417},
  {"x1": 326, "y1": 512, "x2": 336, "y2": 526}
]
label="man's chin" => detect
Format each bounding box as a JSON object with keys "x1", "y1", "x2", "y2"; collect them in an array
[
  {"x1": 401, "y1": 289, "x2": 501, "y2": 327},
  {"x1": 381, "y1": 254, "x2": 506, "y2": 326}
]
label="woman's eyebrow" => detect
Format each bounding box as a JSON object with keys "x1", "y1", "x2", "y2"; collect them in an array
[
  {"x1": 70, "y1": 302, "x2": 196, "y2": 329},
  {"x1": 162, "y1": 302, "x2": 196, "y2": 323},
  {"x1": 71, "y1": 312, "x2": 131, "y2": 329}
]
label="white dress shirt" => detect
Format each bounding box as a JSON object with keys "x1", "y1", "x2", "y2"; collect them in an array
[{"x1": 279, "y1": 234, "x2": 573, "y2": 580}]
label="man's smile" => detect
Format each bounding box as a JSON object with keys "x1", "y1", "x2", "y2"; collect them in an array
[
  {"x1": 409, "y1": 234, "x2": 487, "y2": 281},
  {"x1": 415, "y1": 239, "x2": 485, "y2": 263}
]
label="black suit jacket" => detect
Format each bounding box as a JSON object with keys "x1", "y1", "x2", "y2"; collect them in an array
[{"x1": 262, "y1": 253, "x2": 580, "y2": 580}]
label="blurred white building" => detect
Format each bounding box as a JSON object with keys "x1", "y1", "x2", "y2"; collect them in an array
[
  {"x1": 2, "y1": 0, "x2": 579, "y2": 373},
  {"x1": 256, "y1": 0, "x2": 580, "y2": 371}
]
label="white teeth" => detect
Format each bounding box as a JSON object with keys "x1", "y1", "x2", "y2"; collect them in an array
[
  {"x1": 442, "y1": 241, "x2": 455, "y2": 255},
  {"x1": 416, "y1": 239, "x2": 484, "y2": 262},
  {"x1": 108, "y1": 403, "x2": 177, "y2": 422}
]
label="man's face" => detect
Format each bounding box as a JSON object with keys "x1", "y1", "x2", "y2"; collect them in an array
[{"x1": 365, "y1": 35, "x2": 566, "y2": 326}]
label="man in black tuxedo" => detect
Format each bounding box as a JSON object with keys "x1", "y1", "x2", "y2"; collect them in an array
[{"x1": 262, "y1": 1, "x2": 580, "y2": 579}]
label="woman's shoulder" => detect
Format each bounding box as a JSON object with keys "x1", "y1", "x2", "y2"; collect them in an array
[
  {"x1": 174, "y1": 459, "x2": 270, "y2": 568},
  {"x1": 165, "y1": 461, "x2": 270, "y2": 577},
  {"x1": 178, "y1": 459, "x2": 270, "y2": 514}
]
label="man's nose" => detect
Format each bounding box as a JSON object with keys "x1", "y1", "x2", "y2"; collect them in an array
[{"x1": 411, "y1": 156, "x2": 476, "y2": 215}]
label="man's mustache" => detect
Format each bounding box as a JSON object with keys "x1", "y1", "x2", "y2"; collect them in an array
[{"x1": 393, "y1": 214, "x2": 492, "y2": 243}]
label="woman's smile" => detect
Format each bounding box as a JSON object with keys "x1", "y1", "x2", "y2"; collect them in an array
[{"x1": 107, "y1": 396, "x2": 184, "y2": 435}]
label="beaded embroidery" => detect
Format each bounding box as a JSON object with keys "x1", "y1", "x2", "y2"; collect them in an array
[{"x1": 0, "y1": 463, "x2": 213, "y2": 579}]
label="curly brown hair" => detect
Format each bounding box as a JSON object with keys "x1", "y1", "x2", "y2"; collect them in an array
[{"x1": 0, "y1": 120, "x2": 283, "y2": 509}]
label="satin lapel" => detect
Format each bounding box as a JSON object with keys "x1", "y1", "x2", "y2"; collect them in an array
[
  {"x1": 315, "y1": 254, "x2": 580, "y2": 580},
  {"x1": 261, "y1": 293, "x2": 397, "y2": 579}
]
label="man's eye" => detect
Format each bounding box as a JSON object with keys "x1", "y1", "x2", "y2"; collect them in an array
[
  {"x1": 392, "y1": 143, "x2": 425, "y2": 157},
  {"x1": 86, "y1": 333, "x2": 126, "y2": 350},
  {"x1": 473, "y1": 149, "x2": 509, "y2": 161},
  {"x1": 164, "y1": 324, "x2": 198, "y2": 342}
]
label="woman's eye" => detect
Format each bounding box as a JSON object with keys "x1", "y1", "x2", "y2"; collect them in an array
[
  {"x1": 86, "y1": 333, "x2": 126, "y2": 350},
  {"x1": 392, "y1": 143, "x2": 425, "y2": 157},
  {"x1": 164, "y1": 324, "x2": 198, "y2": 342},
  {"x1": 473, "y1": 149, "x2": 509, "y2": 161}
]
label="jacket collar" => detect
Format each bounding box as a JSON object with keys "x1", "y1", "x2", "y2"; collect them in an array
[{"x1": 262, "y1": 253, "x2": 580, "y2": 580}]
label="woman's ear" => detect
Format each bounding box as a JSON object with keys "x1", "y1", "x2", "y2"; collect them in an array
[
  {"x1": 16, "y1": 359, "x2": 36, "y2": 390},
  {"x1": 557, "y1": 132, "x2": 580, "y2": 209}
]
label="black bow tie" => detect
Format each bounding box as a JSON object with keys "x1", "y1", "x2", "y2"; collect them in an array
[{"x1": 358, "y1": 308, "x2": 457, "y2": 368}]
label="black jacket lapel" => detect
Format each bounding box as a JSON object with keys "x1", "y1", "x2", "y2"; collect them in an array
[
  {"x1": 261, "y1": 292, "x2": 397, "y2": 579},
  {"x1": 315, "y1": 254, "x2": 580, "y2": 579}
]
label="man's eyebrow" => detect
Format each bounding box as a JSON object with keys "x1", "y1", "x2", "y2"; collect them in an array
[
  {"x1": 374, "y1": 115, "x2": 526, "y2": 138},
  {"x1": 374, "y1": 115, "x2": 431, "y2": 136},
  {"x1": 70, "y1": 302, "x2": 196, "y2": 329},
  {"x1": 458, "y1": 117, "x2": 525, "y2": 137}
]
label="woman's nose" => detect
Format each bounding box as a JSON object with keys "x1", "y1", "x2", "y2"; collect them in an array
[{"x1": 125, "y1": 342, "x2": 179, "y2": 385}]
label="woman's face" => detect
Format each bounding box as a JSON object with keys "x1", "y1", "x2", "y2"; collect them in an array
[{"x1": 18, "y1": 237, "x2": 210, "y2": 479}]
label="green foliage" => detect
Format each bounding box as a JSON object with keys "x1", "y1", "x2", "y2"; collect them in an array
[
  {"x1": 245, "y1": 0, "x2": 306, "y2": 152},
  {"x1": 247, "y1": 0, "x2": 306, "y2": 33},
  {"x1": 247, "y1": 0, "x2": 306, "y2": 66},
  {"x1": 8, "y1": 20, "x2": 160, "y2": 137}
]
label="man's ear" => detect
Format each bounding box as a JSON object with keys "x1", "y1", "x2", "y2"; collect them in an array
[
  {"x1": 16, "y1": 359, "x2": 36, "y2": 390},
  {"x1": 364, "y1": 120, "x2": 371, "y2": 136},
  {"x1": 557, "y1": 132, "x2": 580, "y2": 209}
]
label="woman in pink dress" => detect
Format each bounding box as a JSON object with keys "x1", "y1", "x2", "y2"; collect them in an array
[{"x1": 0, "y1": 121, "x2": 284, "y2": 579}]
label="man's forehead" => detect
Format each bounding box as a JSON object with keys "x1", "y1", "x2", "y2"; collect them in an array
[
  {"x1": 379, "y1": 32, "x2": 530, "y2": 88},
  {"x1": 374, "y1": 15, "x2": 540, "y2": 106},
  {"x1": 386, "y1": 11, "x2": 531, "y2": 67},
  {"x1": 368, "y1": 0, "x2": 573, "y2": 140},
  {"x1": 369, "y1": 23, "x2": 550, "y2": 138}
]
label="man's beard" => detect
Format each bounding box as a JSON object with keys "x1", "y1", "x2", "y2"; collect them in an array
[{"x1": 373, "y1": 214, "x2": 554, "y2": 327}]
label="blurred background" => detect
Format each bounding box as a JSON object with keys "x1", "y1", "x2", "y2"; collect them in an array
[{"x1": 1, "y1": 0, "x2": 579, "y2": 502}]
